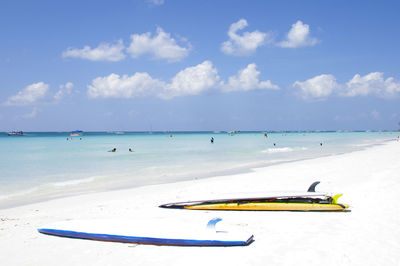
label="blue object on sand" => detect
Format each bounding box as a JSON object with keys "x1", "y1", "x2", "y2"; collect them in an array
[{"x1": 38, "y1": 218, "x2": 253, "y2": 247}]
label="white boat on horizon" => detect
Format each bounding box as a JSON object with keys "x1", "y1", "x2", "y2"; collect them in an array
[
  {"x1": 7, "y1": 131, "x2": 24, "y2": 136},
  {"x1": 70, "y1": 130, "x2": 83, "y2": 136}
]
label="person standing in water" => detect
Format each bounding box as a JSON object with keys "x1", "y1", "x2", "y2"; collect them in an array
[{"x1": 210, "y1": 137, "x2": 214, "y2": 143}]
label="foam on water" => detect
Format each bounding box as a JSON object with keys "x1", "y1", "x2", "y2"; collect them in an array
[
  {"x1": 51, "y1": 177, "x2": 96, "y2": 187},
  {"x1": 0, "y1": 131, "x2": 397, "y2": 208},
  {"x1": 262, "y1": 147, "x2": 294, "y2": 153}
]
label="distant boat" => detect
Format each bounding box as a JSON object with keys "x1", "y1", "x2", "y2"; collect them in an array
[
  {"x1": 70, "y1": 130, "x2": 83, "y2": 136},
  {"x1": 227, "y1": 130, "x2": 240, "y2": 135},
  {"x1": 7, "y1": 131, "x2": 24, "y2": 136}
]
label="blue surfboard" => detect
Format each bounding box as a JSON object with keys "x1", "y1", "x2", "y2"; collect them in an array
[{"x1": 38, "y1": 218, "x2": 253, "y2": 247}]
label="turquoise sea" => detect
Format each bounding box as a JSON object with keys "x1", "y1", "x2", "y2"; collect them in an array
[{"x1": 0, "y1": 131, "x2": 397, "y2": 209}]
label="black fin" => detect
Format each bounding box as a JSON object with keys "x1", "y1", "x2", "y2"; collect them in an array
[{"x1": 307, "y1": 181, "x2": 320, "y2": 192}]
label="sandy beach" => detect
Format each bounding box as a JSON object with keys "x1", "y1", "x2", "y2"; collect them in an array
[
  {"x1": 2, "y1": 0, "x2": 400, "y2": 265},
  {"x1": 1, "y1": 140, "x2": 400, "y2": 266}
]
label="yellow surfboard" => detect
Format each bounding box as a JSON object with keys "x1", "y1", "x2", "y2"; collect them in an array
[
  {"x1": 160, "y1": 194, "x2": 349, "y2": 212},
  {"x1": 184, "y1": 201, "x2": 348, "y2": 211},
  {"x1": 160, "y1": 182, "x2": 350, "y2": 212}
]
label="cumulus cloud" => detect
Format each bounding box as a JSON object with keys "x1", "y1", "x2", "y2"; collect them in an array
[
  {"x1": 161, "y1": 61, "x2": 220, "y2": 99},
  {"x1": 278, "y1": 20, "x2": 318, "y2": 48},
  {"x1": 62, "y1": 40, "x2": 125, "y2": 62},
  {"x1": 87, "y1": 61, "x2": 282, "y2": 100},
  {"x1": 343, "y1": 72, "x2": 400, "y2": 97},
  {"x1": 87, "y1": 73, "x2": 165, "y2": 99},
  {"x1": 5, "y1": 82, "x2": 49, "y2": 106},
  {"x1": 294, "y1": 72, "x2": 400, "y2": 99},
  {"x1": 54, "y1": 82, "x2": 74, "y2": 100},
  {"x1": 87, "y1": 61, "x2": 220, "y2": 99},
  {"x1": 221, "y1": 19, "x2": 272, "y2": 56},
  {"x1": 127, "y1": 27, "x2": 190, "y2": 62},
  {"x1": 223, "y1": 63, "x2": 279, "y2": 92},
  {"x1": 293, "y1": 74, "x2": 339, "y2": 99}
]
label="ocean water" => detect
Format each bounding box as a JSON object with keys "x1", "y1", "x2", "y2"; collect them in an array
[{"x1": 0, "y1": 131, "x2": 397, "y2": 208}]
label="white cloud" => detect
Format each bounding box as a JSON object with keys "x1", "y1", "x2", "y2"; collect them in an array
[
  {"x1": 147, "y1": 0, "x2": 164, "y2": 5},
  {"x1": 62, "y1": 40, "x2": 125, "y2": 62},
  {"x1": 5, "y1": 82, "x2": 49, "y2": 106},
  {"x1": 293, "y1": 74, "x2": 338, "y2": 99},
  {"x1": 54, "y1": 82, "x2": 74, "y2": 100},
  {"x1": 63, "y1": 82, "x2": 74, "y2": 90},
  {"x1": 87, "y1": 61, "x2": 219, "y2": 99},
  {"x1": 221, "y1": 19, "x2": 272, "y2": 56},
  {"x1": 343, "y1": 72, "x2": 400, "y2": 97},
  {"x1": 278, "y1": 20, "x2": 318, "y2": 48},
  {"x1": 161, "y1": 61, "x2": 220, "y2": 99},
  {"x1": 223, "y1": 63, "x2": 279, "y2": 92},
  {"x1": 294, "y1": 72, "x2": 400, "y2": 99},
  {"x1": 87, "y1": 61, "x2": 281, "y2": 100},
  {"x1": 127, "y1": 27, "x2": 190, "y2": 62},
  {"x1": 87, "y1": 72, "x2": 165, "y2": 99}
]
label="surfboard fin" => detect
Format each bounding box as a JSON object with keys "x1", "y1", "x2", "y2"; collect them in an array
[
  {"x1": 207, "y1": 218, "x2": 222, "y2": 231},
  {"x1": 307, "y1": 181, "x2": 320, "y2": 192},
  {"x1": 332, "y1": 194, "x2": 343, "y2": 204}
]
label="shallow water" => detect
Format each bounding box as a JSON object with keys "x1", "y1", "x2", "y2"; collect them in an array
[{"x1": 0, "y1": 131, "x2": 397, "y2": 208}]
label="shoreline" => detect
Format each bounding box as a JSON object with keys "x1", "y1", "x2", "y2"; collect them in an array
[
  {"x1": 0, "y1": 137, "x2": 394, "y2": 210},
  {"x1": 1, "y1": 140, "x2": 400, "y2": 265}
]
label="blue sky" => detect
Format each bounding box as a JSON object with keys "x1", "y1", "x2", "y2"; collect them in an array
[{"x1": 1, "y1": 0, "x2": 400, "y2": 131}]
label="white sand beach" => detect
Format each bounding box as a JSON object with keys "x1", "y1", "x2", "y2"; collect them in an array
[{"x1": 1, "y1": 141, "x2": 400, "y2": 266}]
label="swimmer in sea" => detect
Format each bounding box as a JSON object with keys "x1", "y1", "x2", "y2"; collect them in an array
[
  {"x1": 129, "y1": 148, "x2": 134, "y2": 152},
  {"x1": 108, "y1": 148, "x2": 116, "y2": 152},
  {"x1": 210, "y1": 137, "x2": 214, "y2": 143}
]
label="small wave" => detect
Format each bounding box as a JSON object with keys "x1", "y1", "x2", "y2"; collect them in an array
[
  {"x1": 0, "y1": 177, "x2": 99, "y2": 209},
  {"x1": 351, "y1": 144, "x2": 370, "y2": 147},
  {"x1": 51, "y1": 177, "x2": 95, "y2": 187},
  {"x1": 0, "y1": 178, "x2": 95, "y2": 201},
  {"x1": 262, "y1": 147, "x2": 294, "y2": 153},
  {"x1": 0, "y1": 187, "x2": 39, "y2": 201}
]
